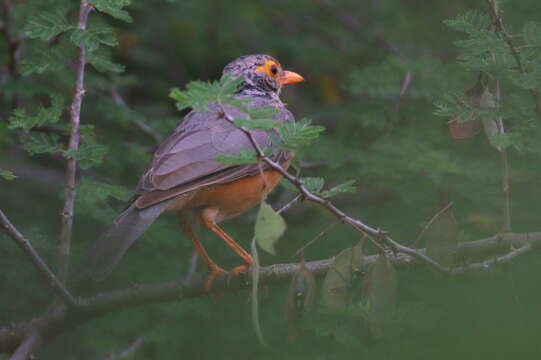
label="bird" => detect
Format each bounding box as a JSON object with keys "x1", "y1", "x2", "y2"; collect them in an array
[{"x1": 79, "y1": 54, "x2": 304, "y2": 288}]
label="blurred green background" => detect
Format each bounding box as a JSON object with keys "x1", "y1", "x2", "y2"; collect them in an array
[{"x1": 2, "y1": 0, "x2": 541, "y2": 358}]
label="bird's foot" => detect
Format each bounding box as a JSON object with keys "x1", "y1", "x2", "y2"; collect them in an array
[
  {"x1": 231, "y1": 262, "x2": 252, "y2": 275},
  {"x1": 205, "y1": 266, "x2": 229, "y2": 292}
]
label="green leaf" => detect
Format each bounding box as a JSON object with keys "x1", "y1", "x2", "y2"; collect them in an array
[
  {"x1": 20, "y1": 43, "x2": 74, "y2": 75},
  {"x1": 77, "y1": 178, "x2": 131, "y2": 204},
  {"x1": 434, "y1": 93, "x2": 476, "y2": 123},
  {"x1": 523, "y1": 21, "x2": 541, "y2": 46},
  {"x1": 218, "y1": 73, "x2": 244, "y2": 98},
  {"x1": 76, "y1": 178, "x2": 131, "y2": 223},
  {"x1": 8, "y1": 94, "x2": 64, "y2": 131},
  {"x1": 93, "y1": 0, "x2": 133, "y2": 22},
  {"x1": 0, "y1": 169, "x2": 17, "y2": 181},
  {"x1": 170, "y1": 74, "x2": 244, "y2": 112},
  {"x1": 285, "y1": 260, "x2": 316, "y2": 323},
  {"x1": 510, "y1": 71, "x2": 541, "y2": 90},
  {"x1": 276, "y1": 118, "x2": 325, "y2": 151},
  {"x1": 233, "y1": 117, "x2": 279, "y2": 131},
  {"x1": 70, "y1": 25, "x2": 118, "y2": 51},
  {"x1": 215, "y1": 147, "x2": 258, "y2": 165},
  {"x1": 417, "y1": 203, "x2": 459, "y2": 268},
  {"x1": 243, "y1": 106, "x2": 279, "y2": 120},
  {"x1": 87, "y1": 51, "x2": 125, "y2": 73},
  {"x1": 322, "y1": 241, "x2": 364, "y2": 314},
  {"x1": 64, "y1": 143, "x2": 109, "y2": 169},
  {"x1": 321, "y1": 180, "x2": 357, "y2": 198},
  {"x1": 444, "y1": 10, "x2": 489, "y2": 35},
  {"x1": 254, "y1": 201, "x2": 287, "y2": 255},
  {"x1": 363, "y1": 254, "x2": 398, "y2": 339},
  {"x1": 302, "y1": 177, "x2": 325, "y2": 193},
  {"x1": 25, "y1": 8, "x2": 72, "y2": 41},
  {"x1": 20, "y1": 133, "x2": 63, "y2": 156}
]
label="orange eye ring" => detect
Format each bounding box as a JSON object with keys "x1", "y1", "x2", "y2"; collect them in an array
[
  {"x1": 256, "y1": 60, "x2": 280, "y2": 78},
  {"x1": 256, "y1": 59, "x2": 304, "y2": 85}
]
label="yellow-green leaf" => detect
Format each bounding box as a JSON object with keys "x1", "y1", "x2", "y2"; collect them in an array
[
  {"x1": 0, "y1": 169, "x2": 17, "y2": 181},
  {"x1": 254, "y1": 201, "x2": 286, "y2": 255}
]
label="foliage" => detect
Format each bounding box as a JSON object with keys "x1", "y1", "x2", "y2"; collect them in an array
[
  {"x1": 3, "y1": 0, "x2": 541, "y2": 359},
  {"x1": 8, "y1": 94, "x2": 64, "y2": 131},
  {"x1": 0, "y1": 169, "x2": 17, "y2": 181},
  {"x1": 253, "y1": 200, "x2": 287, "y2": 255}
]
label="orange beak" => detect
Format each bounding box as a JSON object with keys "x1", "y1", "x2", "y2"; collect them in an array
[{"x1": 279, "y1": 70, "x2": 305, "y2": 85}]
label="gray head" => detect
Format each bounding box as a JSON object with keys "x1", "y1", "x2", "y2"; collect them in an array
[{"x1": 223, "y1": 54, "x2": 304, "y2": 96}]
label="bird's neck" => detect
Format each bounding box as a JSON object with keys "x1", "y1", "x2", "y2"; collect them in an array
[{"x1": 236, "y1": 83, "x2": 281, "y2": 102}]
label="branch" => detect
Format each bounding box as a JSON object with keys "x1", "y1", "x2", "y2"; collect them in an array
[
  {"x1": 487, "y1": 0, "x2": 541, "y2": 122},
  {"x1": 217, "y1": 107, "x2": 452, "y2": 274},
  {"x1": 0, "y1": 209, "x2": 79, "y2": 308},
  {"x1": 2, "y1": 230, "x2": 540, "y2": 354},
  {"x1": 8, "y1": 328, "x2": 41, "y2": 360},
  {"x1": 453, "y1": 242, "x2": 532, "y2": 274},
  {"x1": 58, "y1": 0, "x2": 93, "y2": 283},
  {"x1": 495, "y1": 79, "x2": 511, "y2": 232}
]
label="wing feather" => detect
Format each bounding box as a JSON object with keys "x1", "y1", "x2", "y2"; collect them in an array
[{"x1": 134, "y1": 101, "x2": 293, "y2": 208}]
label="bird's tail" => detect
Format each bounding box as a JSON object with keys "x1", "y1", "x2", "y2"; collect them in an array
[{"x1": 78, "y1": 201, "x2": 169, "y2": 282}]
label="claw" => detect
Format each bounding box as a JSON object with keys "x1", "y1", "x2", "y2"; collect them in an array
[
  {"x1": 231, "y1": 264, "x2": 251, "y2": 275},
  {"x1": 231, "y1": 258, "x2": 253, "y2": 275},
  {"x1": 205, "y1": 266, "x2": 229, "y2": 291}
]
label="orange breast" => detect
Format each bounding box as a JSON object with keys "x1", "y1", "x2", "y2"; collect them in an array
[{"x1": 183, "y1": 161, "x2": 290, "y2": 221}]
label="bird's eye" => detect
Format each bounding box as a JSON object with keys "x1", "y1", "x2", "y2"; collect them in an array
[{"x1": 270, "y1": 65, "x2": 278, "y2": 76}]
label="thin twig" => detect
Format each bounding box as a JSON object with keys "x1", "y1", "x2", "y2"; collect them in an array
[
  {"x1": 58, "y1": 1, "x2": 93, "y2": 283},
  {"x1": 493, "y1": 79, "x2": 511, "y2": 232},
  {"x1": 487, "y1": 0, "x2": 541, "y2": 122},
  {"x1": 277, "y1": 194, "x2": 302, "y2": 214},
  {"x1": 413, "y1": 201, "x2": 454, "y2": 248},
  {"x1": 111, "y1": 87, "x2": 162, "y2": 146},
  {"x1": 453, "y1": 243, "x2": 532, "y2": 274},
  {"x1": 393, "y1": 70, "x2": 413, "y2": 114},
  {"x1": 384, "y1": 237, "x2": 450, "y2": 274},
  {"x1": 0, "y1": 209, "x2": 78, "y2": 308},
  {"x1": 292, "y1": 221, "x2": 339, "y2": 258},
  {"x1": 495, "y1": 79, "x2": 511, "y2": 232},
  {"x1": 217, "y1": 106, "x2": 451, "y2": 273},
  {"x1": 222, "y1": 107, "x2": 439, "y2": 264},
  {"x1": 218, "y1": 109, "x2": 379, "y2": 235}
]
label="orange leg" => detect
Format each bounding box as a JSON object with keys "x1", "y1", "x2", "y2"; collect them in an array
[
  {"x1": 177, "y1": 214, "x2": 227, "y2": 290},
  {"x1": 200, "y1": 208, "x2": 253, "y2": 274}
]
